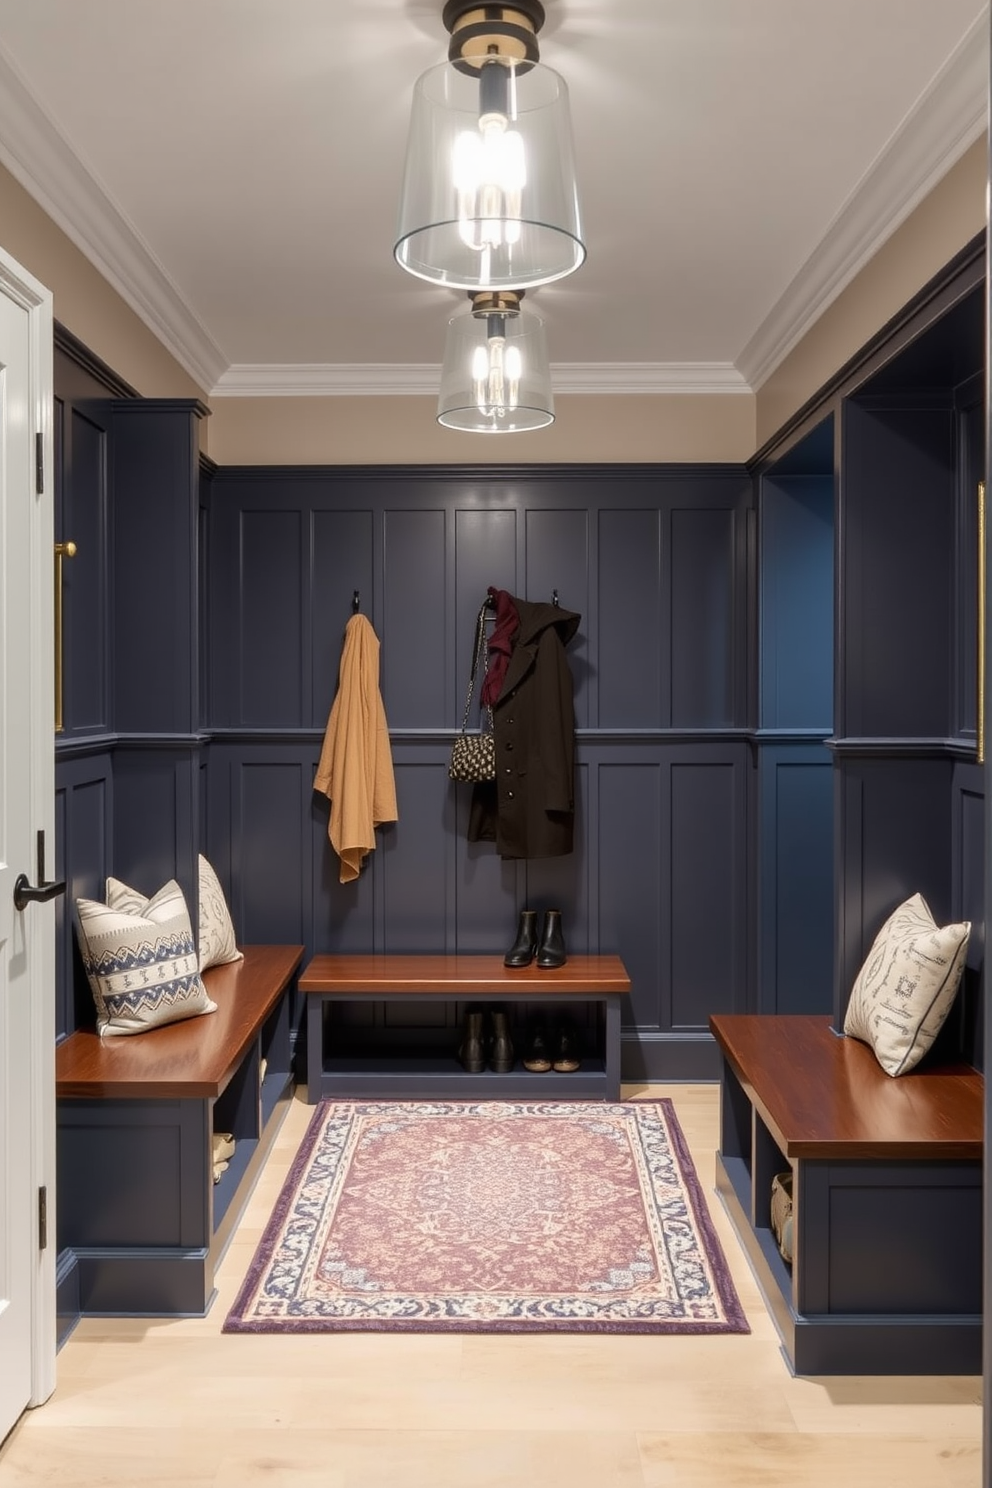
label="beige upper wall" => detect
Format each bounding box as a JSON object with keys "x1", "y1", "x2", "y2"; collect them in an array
[
  {"x1": 0, "y1": 164, "x2": 207, "y2": 407},
  {"x1": 205, "y1": 392, "x2": 757, "y2": 466},
  {"x1": 0, "y1": 133, "x2": 985, "y2": 466},
  {"x1": 755, "y1": 136, "x2": 988, "y2": 448}
]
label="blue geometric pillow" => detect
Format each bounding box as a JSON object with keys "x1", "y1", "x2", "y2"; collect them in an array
[
  {"x1": 106, "y1": 855, "x2": 243, "y2": 973},
  {"x1": 74, "y1": 879, "x2": 217, "y2": 1037}
]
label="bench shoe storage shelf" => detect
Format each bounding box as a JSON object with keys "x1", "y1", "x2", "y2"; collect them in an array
[
  {"x1": 300, "y1": 953, "x2": 631, "y2": 1101},
  {"x1": 55, "y1": 944, "x2": 303, "y2": 1327},
  {"x1": 710, "y1": 1013, "x2": 983, "y2": 1376}
]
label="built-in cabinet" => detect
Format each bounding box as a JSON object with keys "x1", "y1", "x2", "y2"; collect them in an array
[
  {"x1": 718, "y1": 238, "x2": 987, "y2": 1375},
  {"x1": 53, "y1": 351, "x2": 302, "y2": 1332},
  {"x1": 56, "y1": 946, "x2": 299, "y2": 1321},
  {"x1": 836, "y1": 264, "x2": 985, "y2": 1060},
  {"x1": 750, "y1": 244, "x2": 985, "y2": 1067}
]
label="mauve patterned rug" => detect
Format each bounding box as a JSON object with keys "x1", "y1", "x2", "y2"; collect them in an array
[{"x1": 223, "y1": 1099, "x2": 749, "y2": 1335}]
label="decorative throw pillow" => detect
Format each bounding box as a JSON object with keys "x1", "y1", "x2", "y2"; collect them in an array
[
  {"x1": 843, "y1": 893, "x2": 970, "y2": 1076},
  {"x1": 75, "y1": 879, "x2": 217, "y2": 1037},
  {"x1": 106, "y1": 855, "x2": 243, "y2": 974},
  {"x1": 195, "y1": 854, "x2": 243, "y2": 972}
]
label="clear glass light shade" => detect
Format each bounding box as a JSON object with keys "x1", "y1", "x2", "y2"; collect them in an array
[
  {"x1": 395, "y1": 57, "x2": 584, "y2": 291},
  {"x1": 438, "y1": 301, "x2": 554, "y2": 433}
]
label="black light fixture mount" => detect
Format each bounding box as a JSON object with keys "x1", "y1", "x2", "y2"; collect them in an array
[{"x1": 442, "y1": 1, "x2": 545, "y2": 72}]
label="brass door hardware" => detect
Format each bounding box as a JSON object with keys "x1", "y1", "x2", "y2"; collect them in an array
[
  {"x1": 54, "y1": 540, "x2": 76, "y2": 734},
  {"x1": 977, "y1": 483, "x2": 985, "y2": 765}
]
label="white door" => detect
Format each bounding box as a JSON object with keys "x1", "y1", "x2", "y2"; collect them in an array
[{"x1": 0, "y1": 247, "x2": 56, "y2": 1441}]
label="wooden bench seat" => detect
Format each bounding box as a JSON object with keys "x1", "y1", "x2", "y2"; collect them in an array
[
  {"x1": 300, "y1": 952, "x2": 631, "y2": 1101},
  {"x1": 57, "y1": 943, "x2": 304, "y2": 1100},
  {"x1": 710, "y1": 1013, "x2": 983, "y2": 1161},
  {"x1": 56, "y1": 944, "x2": 304, "y2": 1329},
  {"x1": 709, "y1": 1013, "x2": 983, "y2": 1376}
]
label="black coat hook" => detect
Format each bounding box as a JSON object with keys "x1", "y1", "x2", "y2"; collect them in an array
[
  {"x1": 352, "y1": 590, "x2": 361, "y2": 613},
  {"x1": 552, "y1": 589, "x2": 559, "y2": 607}
]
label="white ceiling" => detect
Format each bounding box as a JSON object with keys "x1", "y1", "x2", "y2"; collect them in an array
[{"x1": 0, "y1": 0, "x2": 986, "y2": 397}]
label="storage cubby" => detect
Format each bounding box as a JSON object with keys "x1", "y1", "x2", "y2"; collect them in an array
[
  {"x1": 315, "y1": 999, "x2": 610, "y2": 1097},
  {"x1": 260, "y1": 994, "x2": 293, "y2": 1128}
]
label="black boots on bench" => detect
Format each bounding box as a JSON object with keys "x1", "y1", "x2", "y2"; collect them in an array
[
  {"x1": 457, "y1": 911, "x2": 573, "y2": 1073},
  {"x1": 503, "y1": 908, "x2": 567, "y2": 969},
  {"x1": 503, "y1": 909, "x2": 539, "y2": 967}
]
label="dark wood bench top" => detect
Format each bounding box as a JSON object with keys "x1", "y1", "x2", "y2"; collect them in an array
[
  {"x1": 300, "y1": 952, "x2": 631, "y2": 997},
  {"x1": 56, "y1": 944, "x2": 304, "y2": 1100},
  {"x1": 710, "y1": 1013, "x2": 983, "y2": 1161}
]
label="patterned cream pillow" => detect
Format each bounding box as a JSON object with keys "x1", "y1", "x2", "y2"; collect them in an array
[
  {"x1": 106, "y1": 855, "x2": 243, "y2": 973},
  {"x1": 843, "y1": 893, "x2": 970, "y2": 1076},
  {"x1": 195, "y1": 855, "x2": 243, "y2": 971},
  {"x1": 75, "y1": 879, "x2": 217, "y2": 1037}
]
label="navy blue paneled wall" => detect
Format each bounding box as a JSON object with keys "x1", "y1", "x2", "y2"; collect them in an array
[
  {"x1": 759, "y1": 475, "x2": 834, "y2": 731},
  {"x1": 54, "y1": 378, "x2": 208, "y2": 1040},
  {"x1": 205, "y1": 467, "x2": 752, "y2": 1078},
  {"x1": 755, "y1": 448, "x2": 836, "y2": 1015}
]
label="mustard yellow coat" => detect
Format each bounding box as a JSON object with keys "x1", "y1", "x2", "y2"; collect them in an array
[{"x1": 314, "y1": 614, "x2": 398, "y2": 883}]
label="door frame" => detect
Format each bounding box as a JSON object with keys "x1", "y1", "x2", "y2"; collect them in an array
[{"x1": 0, "y1": 243, "x2": 56, "y2": 1409}]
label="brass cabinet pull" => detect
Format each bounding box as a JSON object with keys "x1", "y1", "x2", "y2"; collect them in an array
[
  {"x1": 978, "y1": 483, "x2": 985, "y2": 765},
  {"x1": 54, "y1": 540, "x2": 76, "y2": 734}
]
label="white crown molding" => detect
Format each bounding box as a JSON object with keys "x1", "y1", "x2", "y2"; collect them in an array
[
  {"x1": 210, "y1": 361, "x2": 753, "y2": 397},
  {"x1": 737, "y1": 13, "x2": 989, "y2": 391},
  {"x1": 0, "y1": 44, "x2": 228, "y2": 392},
  {"x1": 211, "y1": 364, "x2": 442, "y2": 397},
  {"x1": 553, "y1": 363, "x2": 752, "y2": 395}
]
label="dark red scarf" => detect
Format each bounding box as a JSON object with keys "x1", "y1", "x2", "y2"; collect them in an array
[{"x1": 480, "y1": 586, "x2": 519, "y2": 706}]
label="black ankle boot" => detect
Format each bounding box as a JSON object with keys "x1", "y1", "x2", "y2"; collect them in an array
[
  {"x1": 458, "y1": 1010, "x2": 486, "y2": 1072},
  {"x1": 552, "y1": 1014, "x2": 581, "y2": 1071},
  {"x1": 504, "y1": 908, "x2": 538, "y2": 968},
  {"x1": 489, "y1": 1009, "x2": 515, "y2": 1072},
  {"x1": 522, "y1": 1015, "x2": 552, "y2": 1072},
  {"x1": 536, "y1": 909, "x2": 567, "y2": 968}
]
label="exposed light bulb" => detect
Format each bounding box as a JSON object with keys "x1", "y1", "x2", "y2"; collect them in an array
[
  {"x1": 471, "y1": 316, "x2": 521, "y2": 419},
  {"x1": 453, "y1": 60, "x2": 526, "y2": 252}
]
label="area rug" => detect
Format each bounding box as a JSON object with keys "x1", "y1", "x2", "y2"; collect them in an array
[{"x1": 223, "y1": 1099, "x2": 749, "y2": 1335}]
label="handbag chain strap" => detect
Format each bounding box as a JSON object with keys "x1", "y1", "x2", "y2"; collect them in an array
[{"x1": 458, "y1": 601, "x2": 494, "y2": 734}]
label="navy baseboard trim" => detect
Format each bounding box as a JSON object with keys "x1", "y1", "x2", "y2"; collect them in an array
[{"x1": 621, "y1": 1030, "x2": 721, "y2": 1083}]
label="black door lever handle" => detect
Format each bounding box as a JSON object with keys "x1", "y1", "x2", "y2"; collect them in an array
[
  {"x1": 14, "y1": 873, "x2": 66, "y2": 912},
  {"x1": 13, "y1": 830, "x2": 66, "y2": 912}
]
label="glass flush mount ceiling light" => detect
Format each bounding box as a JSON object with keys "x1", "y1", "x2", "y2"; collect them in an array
[
  {"x1": 395, "y1": 1, "x2": 585, "y2": 291},
  {"x1": 438, "y1": 291, "x2": 554, "y2": 433}
]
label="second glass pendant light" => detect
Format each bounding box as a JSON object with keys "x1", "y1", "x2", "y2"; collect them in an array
[{"x1": 437, "y1": 291, "x2": 554, "y2": 433}]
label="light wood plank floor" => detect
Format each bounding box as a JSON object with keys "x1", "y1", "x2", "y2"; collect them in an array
[{"x1": 0, "y1": 1085, "x2": 982, "y2": 1487}]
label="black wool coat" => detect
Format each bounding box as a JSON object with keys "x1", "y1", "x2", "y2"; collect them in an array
[{"x1": 468, "y1": 596, "x2": 581, "y2": 859}]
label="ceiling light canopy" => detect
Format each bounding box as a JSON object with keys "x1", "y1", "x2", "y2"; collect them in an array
[
  {"x1": 437, "y1": 290, "x2": 554, "y2": 432},
  {"x1": 395, "y1": 1, "x2": 585, "y2": 292}
]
